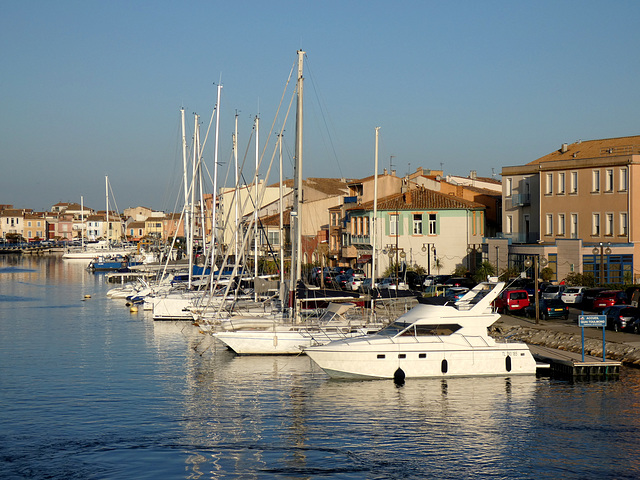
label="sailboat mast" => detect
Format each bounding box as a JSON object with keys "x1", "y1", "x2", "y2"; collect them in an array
[
  {"x1": 80, "y1": 195, "x2": 84, "y2": 248},
  {"x1": 105, "y1": 175, "x2": 109, "y2": 243},
  {"x1": 254, "y1": 115, "x2": 259, "y2": 301},
  {"x1": 371, "y1": 127, "x2": 380, "y2": 319},
  {"x1": 291, "y1": 49, "x2": 305, "y2": 321},
  {"x1": 234, "y1": 113, "x2": 239, "y2": 262},
  {"x1": 278, "y1": 133, "x2": 284, "y2": 302},
  {"x1": 211, "y1": 84, "x2": 222, "y2": 283},
  {"x1": 181, "y1": 108, "x2": 189, "y2": 251}
]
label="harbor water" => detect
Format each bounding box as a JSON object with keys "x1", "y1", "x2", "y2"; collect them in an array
[{"x1": 1, "y1": 255, "x2": 640, "y2": 479}]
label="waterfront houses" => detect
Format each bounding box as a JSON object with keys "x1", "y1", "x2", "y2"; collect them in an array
[{"x1": 500, "y1": 135, "x2": 640, "y2": 284}]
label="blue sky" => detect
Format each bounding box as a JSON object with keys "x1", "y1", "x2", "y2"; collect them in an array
[{"x1": 2, "y1": 1, "x2": 639, "y2": 212}]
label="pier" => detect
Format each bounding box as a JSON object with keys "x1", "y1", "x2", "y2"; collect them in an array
[{"x1": 528, "y1": 344, "x2": 621, "y2": 380}]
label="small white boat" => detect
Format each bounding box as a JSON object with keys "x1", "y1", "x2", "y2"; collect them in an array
[
  {"x1": 304, "y1": 282, "x2": 539, "y2": 381},
  {"x1": 211, "y1": 303, "x2": 382, "y2": 355}
]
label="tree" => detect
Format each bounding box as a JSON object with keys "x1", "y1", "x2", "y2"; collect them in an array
[
  {"x1": 473, "y1": 261, "x2": 495, "y2": 283},
  {"x1": 563, "y1": 272, "x2": 595, "y2": 287},
  {"x1": 499, "y1": 265, "x2": 521, "y2": 282},
  {"x1": 540, "y1": 267, "x2": 554, "y2": 282},
  {"x1": 453, "y1": 265, "x2": 469, "y2": 277}
]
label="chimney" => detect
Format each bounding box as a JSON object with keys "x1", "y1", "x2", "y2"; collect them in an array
[
  {"x1": 391, "y1": 169, "x2": 396, "y2": 176},
  {"x1": 383, "y1": 168, "x2": 387, "y2": 175},
  {"x1": 404, "y1": 190, "x2": 412, "y2": 205},
  {"x1": 560, "y1": 143, "x2": 568, "y2": 153}
]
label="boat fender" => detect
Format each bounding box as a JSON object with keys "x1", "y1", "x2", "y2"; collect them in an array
[
  {"x1": 393, "y1": 368, "x2": 405, "y2": 385},
  {"x1": 441, "y1": 359, "x2": 448, "y2": 374},
  {"x1": 505, "y1": 355, "x2": 512, "y2": 372},
  {"x1": 273, "y1": 335, "x2": 278, "y2": 347}
]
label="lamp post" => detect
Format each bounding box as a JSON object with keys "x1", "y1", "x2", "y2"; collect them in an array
[
  {"x1": 592, "y1": 242, "x2": 612, "y2": 285},
  {"x1": 524, "y1": 254, "x2": 548, "y2": 324},
  {"x1": 422, "y1": 243, "x2": 436, "y2": 276}
]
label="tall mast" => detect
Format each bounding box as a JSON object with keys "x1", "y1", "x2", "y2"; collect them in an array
[
  {"x1": 290, "y1": 49, "x2": 305, "y2": 322},
  {"x1": 105, "y1": 175, "x2": 109, "y2": 242},
  {"x1": 181, "y1": 108, "x2": 189, "y2": 250},
  {"x1": 80, "y1": 195, "x2": 84, "y2": 248},
  {"x1": 278, "y1": 133, "x2": 284, "y2": 302},
  {"x1": 234, "y1": 112, "x2": 239, "y2": 262},
  {"x1": 211, "y1": 84, "x2": 222, "y2": 285},
  {"x1": 254, "y1": 115, "x2": 259, "y2": 301},
  {"x1": 371, "y1": 127, "x2": 380, "y2": 320},
  {"x1": 188, "y1": 114, "x2": 199, "y2": 290}
]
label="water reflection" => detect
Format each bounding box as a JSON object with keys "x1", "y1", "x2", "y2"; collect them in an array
[{"x1": 3, "y1": 255, "x2": 640, "y2": 479}]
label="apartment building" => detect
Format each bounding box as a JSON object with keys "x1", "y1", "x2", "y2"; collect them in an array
[{"x1": 501, "y1": 135, "x2": 640, "y2": 283}]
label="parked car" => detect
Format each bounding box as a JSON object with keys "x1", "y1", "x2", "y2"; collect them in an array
[
  {"x1": 581, "y1": 287, "x2": 607, "y2": 310},
  {"x1": 347, "y1": 275, "x2": 364, "y2": 291},
  {"x1": 561, "y1": 286, "x2": 586, "y2": 305},
  {"x1": 524, "y1": 298, "x2": 569, "y2": 320},
  {"x1": 361, "y1": 277, "x2": 381, "y2": 292},
  {"x1": 603, "y1": 305, "x2": 640, "y2": 332},
  {"x1": 403, "y1": 271, "x2": 425, "y2": 290},
  {"x1": 593, "y1": 290, "x2": 628, "y2": 311},
  {"x1": 379, "y1": 277, "x2": 408, "y2": 290},
  {"x1": 493, "y1": 289, "x2": 530, "y2": 314},
  {"x1": 444, "y1": 277, "x2": 476, "y2": 289},
  {"x1": 334, "y1": 274, "x2": 351, "y2": 290},
  {"x1": 444, "y1": 287, "x2": 469, "y2": 302},
  {"x1": 541, "y1": 284, "x2": 566, "y2": 300},
  {"x1": 345, "y1": 268, "x2": 365, "y2": 279}
]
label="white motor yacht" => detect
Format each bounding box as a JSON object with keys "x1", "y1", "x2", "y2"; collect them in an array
[{"x1": 304, "y1": 282, "x2": 539, "y2": 381}]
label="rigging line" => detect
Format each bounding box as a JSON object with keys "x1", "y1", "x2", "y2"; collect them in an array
[
  {"x1": 304, "y1": 56, "x2": 343, "y2": 178},
  {"x1": 256, "y1": 59, "x2": 296, "y2": 167}
]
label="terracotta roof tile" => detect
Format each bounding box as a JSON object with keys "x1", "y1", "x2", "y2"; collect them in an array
[
  {"x1": 353, "y1": 187, "x2": 485, "y2": 211},
  {"x1": 529, "y1": 135, "x2": 640, "y2": 165}
]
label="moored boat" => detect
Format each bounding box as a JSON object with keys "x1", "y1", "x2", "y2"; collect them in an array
[{"x1": 304, "y1": 281, "x2": 540, "y2": 380}]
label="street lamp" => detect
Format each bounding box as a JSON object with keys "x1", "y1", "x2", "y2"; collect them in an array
[
  {"x1": 524, "y1": 255, "x2": 548, "y2": 324},
  {"x1": 422, "y1": 243, "x2": 436, "y2": 275},
  {"x1": 592, "y1": 242, "x2": 612, "y2": 285}
]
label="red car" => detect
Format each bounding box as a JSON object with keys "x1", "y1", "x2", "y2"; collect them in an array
[
  {"x1": 493, "y1": 289, "x2": 530, "y2": 314},
  {"x1": 593, "y1": 290, "x2": 628, "y2": 311}
]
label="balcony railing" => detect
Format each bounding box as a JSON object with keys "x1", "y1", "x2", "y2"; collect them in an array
[
  {"x1": 348, "y1": 234, "x2": 371, "y2": 245},
  {"x1": 496, "y1": 232, "x2": 539, "y2": 244},
  {"x1": 505, "y1": 194, "x2": 531, "y2": 209}
]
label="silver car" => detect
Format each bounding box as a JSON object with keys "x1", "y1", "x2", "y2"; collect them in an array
[
  {"x1": 542, "y1": 284, "x2": 566, "y2": 300},
  {"x1": 561, "y1": 286, "x2": 585, "y2": 304}
]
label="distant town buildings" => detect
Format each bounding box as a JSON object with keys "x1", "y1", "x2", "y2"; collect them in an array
[{"x1": 2, "y1": 136, "x2": 639, "y2": 285}]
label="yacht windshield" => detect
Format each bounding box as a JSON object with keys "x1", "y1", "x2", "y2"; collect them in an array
[
  {"x1": 376, "y1": 322, "x2": 461, "y2": 337},
  {"x1": 377, "y1": 321, "x2": 412, "y2": 337}
]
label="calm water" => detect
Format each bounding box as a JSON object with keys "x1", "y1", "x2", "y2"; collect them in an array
[{"x1": 1, "y1": 255, "x2": 640, "y2": 479}]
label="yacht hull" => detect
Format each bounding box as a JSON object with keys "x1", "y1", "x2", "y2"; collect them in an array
[{"x1": 305, "y1": 338, "x2": 537, "y2": 379}]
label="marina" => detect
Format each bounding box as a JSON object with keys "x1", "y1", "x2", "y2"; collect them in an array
[{"x1": 3, "y1": 255, "x2": 640, "y2": 479}]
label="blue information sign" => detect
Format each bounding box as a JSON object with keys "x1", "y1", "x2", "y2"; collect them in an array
[{"x1": 578, "y1": 314, "x2": 606, "y2": 327}]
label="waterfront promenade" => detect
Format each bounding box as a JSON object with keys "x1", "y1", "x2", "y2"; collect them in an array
[{"x1": 494, "y1": 309, "x2": 640, "y2": 368}]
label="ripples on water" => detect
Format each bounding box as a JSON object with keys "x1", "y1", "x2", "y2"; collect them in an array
[{"x1": 1, "y1": 256, "x2": 640, "y2": 479}]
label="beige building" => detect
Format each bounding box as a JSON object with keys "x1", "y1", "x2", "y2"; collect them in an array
[{"x1": 501, "y1": 135, "x2": 640, "y2": 283}]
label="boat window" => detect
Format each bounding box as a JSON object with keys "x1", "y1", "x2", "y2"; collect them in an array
[
  {"x1": 377, "y1": 321, "x2": 412, "y2": 336},
  {"x1": 398, "y1": 354, "x2": 406, "y2": 359},
  {"x1": 414, "y1": 324, "x2": 461, "y2": 336},
  {"x1": 419, "y1": 353, "x2": 427, "y2": 358},
  {"x1": 377, "y1": 354, "x2": 385, "y2": 359}
]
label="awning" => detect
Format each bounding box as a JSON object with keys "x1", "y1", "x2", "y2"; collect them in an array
[{"x1": 356, "y1": 254, "x2": 372, "y2": 264}]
